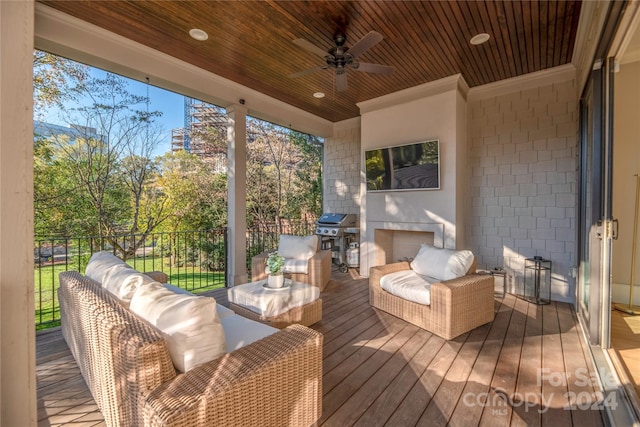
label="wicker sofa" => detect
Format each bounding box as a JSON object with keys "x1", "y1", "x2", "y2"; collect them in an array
[
  {"x1": 59, "y1": 270, "x2": 323, "y2": 427},
  {"x1": 369, "y1": 256, "x2": 495, "y2": 340}
]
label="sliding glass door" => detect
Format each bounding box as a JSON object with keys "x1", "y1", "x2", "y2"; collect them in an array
[{"x1": 577, "y1": 64, "x2": 614, "y2": 347}]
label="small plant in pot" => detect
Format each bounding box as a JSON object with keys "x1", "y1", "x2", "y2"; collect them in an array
[{"x1": 266, "y1": 251, "x2": 285, "y2": 288}]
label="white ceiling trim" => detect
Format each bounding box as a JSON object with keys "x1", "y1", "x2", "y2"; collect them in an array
[
  {"x1": 357, "y1": 74, "x2": 467, "y2": 115},
  {"x1": 467, "y1": 64, "x2": 576, "y2": 102}
]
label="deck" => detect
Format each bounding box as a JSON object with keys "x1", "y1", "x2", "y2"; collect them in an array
[{"x1": 37, "y1": 270, "x2": 605, "y2": 426}]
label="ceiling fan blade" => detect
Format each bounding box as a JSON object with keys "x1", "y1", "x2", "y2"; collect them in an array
[
  {"x1": 336, "y1": 72, "x2": 348, "y2": 92},
  {"x1": 347, "y1": 31, "x2": 384, "y2": 58},
  {"x1": 288, "y1": 66, "x2": 326, "y2": 79},
  {"x1": 292, "y1": 38, "x2": 329, "y2": 58},
  {"x1": 353, "y1": 62, "x2": 395, "y2": 75}
]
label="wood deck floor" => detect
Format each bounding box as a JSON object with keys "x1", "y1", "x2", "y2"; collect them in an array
[{"x1": 37, "y1": 270, "x2": 605, "y2": 426}]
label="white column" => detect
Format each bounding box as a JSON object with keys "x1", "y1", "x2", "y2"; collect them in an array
[
  {"x1": 226, "y1": 105, "x2": 248, "y2": 286},
  {"x1": 0, "y1": 0, "x2": 37, "y2": 425}
]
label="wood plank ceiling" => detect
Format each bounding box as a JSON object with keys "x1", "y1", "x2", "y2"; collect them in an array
[{"x1": 39, "y1": 0, "x2": 582, "y2": 123}]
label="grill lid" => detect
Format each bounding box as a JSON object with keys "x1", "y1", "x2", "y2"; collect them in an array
[{"x1": 316, "y1": 213, "x2": 348, "y2": 225}]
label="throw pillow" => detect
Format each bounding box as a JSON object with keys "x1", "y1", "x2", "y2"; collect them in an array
[
  {"x1": 84, "y1": 251, "x2": 127, "y2": 284},
  {"x1": 129, "y1": 282, "x2": 227, "y2": 372},
  {"x1": 101, "y1": 263, "x2": 156, "y2": 307},
  {"x1": 410, "y1": 244, "x2": 474, "y2": 281},
  {"x1": 278, "y1": 234, "x2": 318, "y2": 260}
]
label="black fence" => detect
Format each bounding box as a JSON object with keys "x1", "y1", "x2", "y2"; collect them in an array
[
  {"x1": 34, "y1": 221, "x2": 315, "y2": 329},
  {"x1": 245, "y1": 220, "x2": 317, "y2": 268}
]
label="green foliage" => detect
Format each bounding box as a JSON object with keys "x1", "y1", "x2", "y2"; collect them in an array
[
  {"x1": 156, "y1": 150, "x2": 228, "y2": 232},
  {"x1": 33, "y1": 68, "x2": 168, "y2": 252},
  {"x1": 365, "y1": 149, "x2": 386, "y2": 190},
  {"x1": 288, "y1": 131, "x2": 323, "y2": 220},
  {"x1": 266, "y1": 251, "x2": 285, "y2": 275},
  {"x1": 33, "y1": 53, "x2": 323, "y2": 245},
  {"x1": 33, "y1": 50, "x2": 88, "y2": 114},
  {"x1": 246, "y1": 120, "x2": 323, "y2": 228}
]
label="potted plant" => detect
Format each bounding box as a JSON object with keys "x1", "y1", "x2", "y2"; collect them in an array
[{"x1": 266, "y1": 251, "x2": 285, "y2": 288}]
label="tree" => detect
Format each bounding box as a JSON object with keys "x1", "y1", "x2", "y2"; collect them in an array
[
  {"x1": 246, "y1": 120, "x2": 304, "y2": 230},
  {"x1": 156, "y1": 150, "x2": 227, "y2": 233},
  {"x1": 34, "y1": 71, "x2": 169, "y2": 257},
  {"x1": 33, "y1": 50, "x2": 88, "y2": 115},
  {"x1": 288, "y1": 131, "x2": 323, "y2": 221}
]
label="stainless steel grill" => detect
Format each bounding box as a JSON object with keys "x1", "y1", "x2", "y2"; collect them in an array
[{"x1": 315, "y1": 213, "x2": 359, "y2": 272}]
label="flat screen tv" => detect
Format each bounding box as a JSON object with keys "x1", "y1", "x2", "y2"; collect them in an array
[{"x1": 365, "y1": 139, "x2": 440, "y2": 191}]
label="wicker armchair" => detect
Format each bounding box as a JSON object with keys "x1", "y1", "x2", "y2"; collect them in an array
[
  {"x1": 369, "y1": 258, "x2": 495, "y2": 340},
  {"x1": 252, "y1": 250, "x2": 331, "y2": 292}
]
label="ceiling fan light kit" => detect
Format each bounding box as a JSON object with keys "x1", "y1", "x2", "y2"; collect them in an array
[{"x1": 290, "y1": 31, "x2": 394, "y2": 91}]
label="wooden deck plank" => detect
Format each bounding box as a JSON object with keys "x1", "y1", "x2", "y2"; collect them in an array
[
  {"x1": 319, "y1": 322, "x2": 418, "y2": 424},
  {"x1": 322, "y1": 315, "x2": 397, "y2": 373},
  {"x1": 352, "y1": 333, "x2": 446, "y2": 427},
  {"x1": 384, "y1": 333, "x2": 468, "y2": 426},
  {"x1": 322, "y1": 316, "x2": 411, "y2": 395},
  {"x1": 511, "y1": 301, "x2": 543, "y2": 426},
  {"x1": 557, "y1": 302, "x2": 605, "y2": 426},
  {"x1": 324, "y1": 328, "x2": 430, "y2": 426},
  {"x1": 416, "y1": 320, "x2": 492, "y2": 426},
  {"x1": 448, "y1": 289, "x2": 516, "y2": 426},
  {"x1": 541, "y1": 302, "x2": 573, "y2": 426},
  {"x1": 480, "y1": 294, "x2": 529, "y2": 426},
  {"x1": 36, "y1": 271, "x2": 605, "y2": 426}
]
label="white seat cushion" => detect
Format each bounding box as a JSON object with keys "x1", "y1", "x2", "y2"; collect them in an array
[
  {"x1": 129, "y1": 282, "x2": 226, "y2": 373},
  {"x1": 84, "y1": 251, "x2": 127, "y2": 284},
  {"x1": 410, "y1": 245, "x2": 474, "y2": 281},
  {"x1": 221, "y1": 314, "x2": 278, "y2": 352},
  {"x1": 380, "y1": 270, "x2": 433, "y2": 305},
  {"x1": 282, "y1": 258, "x2": 309, "y2": 274}
]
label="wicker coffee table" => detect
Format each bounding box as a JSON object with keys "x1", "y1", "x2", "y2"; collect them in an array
[{"x1": 228, "y1": 279, "x2": 322, "y2": 329}]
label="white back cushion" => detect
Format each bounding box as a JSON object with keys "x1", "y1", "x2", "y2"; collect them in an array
[
  {"x1": 129, "y1": 282, "x2": 226, "y2": 372},
  {"x1": 278, "y1": 234, "x2": 318, "y2": 260},
  {"x1": 84, "y1": 251, "x2": 126, "y2": 284},
  {"x1": 101, "y1": 264, "x2": 156, "y2": 307},
  {"x1": 163, "y1": 282, "x2": 235, "y2": 319},
  {"x1": 410, "y1": 245, "x2": 474, "y2": 281}
]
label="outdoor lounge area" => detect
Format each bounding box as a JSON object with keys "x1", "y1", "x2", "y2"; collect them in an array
[{"x1": 37, "y1": 270, "x2": 604, "y2": 426}]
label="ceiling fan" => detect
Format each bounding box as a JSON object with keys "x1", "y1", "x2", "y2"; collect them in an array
[{"x1": 289, "y1": 31, "x2": 394, "y2": 92}]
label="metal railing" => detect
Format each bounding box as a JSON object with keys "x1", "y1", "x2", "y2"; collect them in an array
[
  {"x1": 245, "y1": 220, "x2": 316, "y2": 267},
  {"x1": 34, "y1": 221, "x2": 316, "y2": 329}
]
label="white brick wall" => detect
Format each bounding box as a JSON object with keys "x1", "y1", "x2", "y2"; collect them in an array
[
  {"x1": 323, "y1": 124, "x2": 361, "y2": 215},
  {"x1": 468, "y1": 79, "x2": 578, "y2": 302}
]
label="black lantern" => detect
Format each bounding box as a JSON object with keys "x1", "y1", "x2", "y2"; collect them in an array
[{"x1": 523, "y1": 256, "x2": 551, "y2": 305}]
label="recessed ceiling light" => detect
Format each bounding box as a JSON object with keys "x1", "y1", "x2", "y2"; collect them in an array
[
  {"x1": 189, "y1": 28, "x2": 208, "y2": 41},
  {"x1": 313, "y1": 92, "x2": 325, "y2": 99},
  {"x1": 470, "y1": 33, "x2": 490, "y2": 45}
]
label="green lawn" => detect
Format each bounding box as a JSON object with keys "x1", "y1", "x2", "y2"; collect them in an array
[{"x1": 34, "y1": 255, "x2": 225, "y2": 330}]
